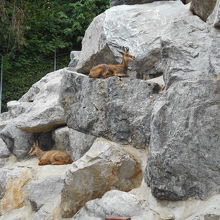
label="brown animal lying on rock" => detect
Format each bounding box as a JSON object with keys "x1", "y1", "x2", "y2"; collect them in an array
[
  {"x1": 89, "y1": 47, "x2": 135, "y2": 78},
  {"x1": 28, "y1": 141, "x2": 73, "y2": 165}
]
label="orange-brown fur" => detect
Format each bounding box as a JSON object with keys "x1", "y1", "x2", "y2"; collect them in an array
[
  {"x1": 28, "y1": 141, "x2": 73, "y2": 166},
  {"x1": 89, "y1": 49, "x2": 135, "y2": 78}
]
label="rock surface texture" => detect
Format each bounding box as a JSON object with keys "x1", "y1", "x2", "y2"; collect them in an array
[
  {"x1": 76, "y1": 1, "x2": 189, "y2": 79},
  {"x1": 146, "y1": 11, "x2": 220, "y2": 200},
  {"x1": 61, "y1": 70, "x2": 159, "y2": 148},
  {"x1": 190, "y1": 0, "x2": 217, "y2": 21},
  {"x1": 10, "y1": 69, "x2": 66, "y2": 133},
  {"x1": 0, "y1": 0, "x2": 220, "y2": 220},
  {"x1": 61, "y1": 138, "x2": 142, "y2": 218},
  {"x1": 73, "y1": 190, "x2": 148, "y2": 220}
]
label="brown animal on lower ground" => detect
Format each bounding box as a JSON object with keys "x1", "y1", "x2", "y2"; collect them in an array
[
  {"x1": 89, "y1": 46, "x2": 135, "y2": 78},
  {"x1": 28, "y1": 141, "x2": 73, "y2": 165}
]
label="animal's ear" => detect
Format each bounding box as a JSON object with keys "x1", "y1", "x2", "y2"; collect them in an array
[
  {"x1": 28, "y1": 146, "x2": 34, "y2": 155},
  {"x1": 118, "y1": 50, "x2": 125, "y2": 55},
  {"x1": 123, "y1": 46, "x2": 129, "y2": 52}
]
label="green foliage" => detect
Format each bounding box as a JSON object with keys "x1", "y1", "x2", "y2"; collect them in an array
[
  {"x1": 0, "y1": 0, "x2": 26, "y2": 55},
  {"x1": 1, "y1": 0, "x2": 109, "y2": 112}
]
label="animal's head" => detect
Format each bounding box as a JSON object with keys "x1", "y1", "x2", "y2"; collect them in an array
[
  {"x1": 118, "y1": 47, "x2": 135, "y2": 61},
  {"x1": 28, "y1": 141, "x2": 40, "y2": 156}
]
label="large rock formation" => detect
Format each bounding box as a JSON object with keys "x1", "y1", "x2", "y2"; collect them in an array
[
  {"x1": 8, "y1": 69, "x2": 66, "y2": 133},
  {"x1": 73, "y1": 190, "x2": 148, "y2": 220},
  {"x1": 0, "y1": 0, "x2": 220, "y2": 219},
  {"x1": 145, "y1": 9, "x2": 220, "y2": 200},
  {"x1": 208, "y1": 0, "x2": 220, "y2": 28},
  {"x1": 61, "y1": 138, "x2": 142, "y2": 217},
  {"x1": 76, "y1": 1, "x2": 189, "y2": 79},
  {"x1": 61, "y1": 70, "x2": 159, "y2": 148}
]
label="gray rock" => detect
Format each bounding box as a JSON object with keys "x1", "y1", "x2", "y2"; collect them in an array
[
  {"x1": 207, "y1": 0, "x2": 220, "y2": 28},
  {"x1": 204, "y1": 214, "x2": 220, "y2": 220},
  {"x1": 160, "y1": 14, "x2": 220, "y2": 88},
  {"x1": 10, "y1": 69, "x2": 66, "y2": 133},
  {"x1": 0, "y1": 167, "x2": 32, "y2": 215},
  {"x1": 28, "y1": 176, "x2": 64, "y2": 211},
  {"x1": 68, "y1": 51, "x2": 81, "y2": 69},
  {"x1": 0, "y1": 168, "x2": 8, "y2": 199},
  {"x1": 0, "y1": 124, "x2": 33, "y2": 159},
  {"x1": 60, "y1": 138, "x2": 142, "y2": 218},
  {"x1": 52, "y1": 127, "x2": 70, "y2": 152},
  {"x1": 110, "y1": 0, "x2": 177, "y2": 7},
  {"x1": 0, "y1": 138, "x2": 10, "y2": 158},
  {"x1": 145, "y1": 78, "x2": 220, "y2": 200},
  {"x1": 60, "y1": 70, "x2": 159, "y2": 148},
  {"x1": 52, "y1": 127, "x2": 96, "y2": 160},
  {"x1": 76, "y1": 2, "x2": 188, "y2": 79},
  {"x1": 69, "y1": 129, "x2": 96, "y2": 160},
  {"x1": 190, "y1": 0, "x2": 217, "y2": 21},
  {"x1": 73, "y1": 190, "x2": 147, "y2": 220},
  {"x1": 145, "y1": 13, "x2": 220, "y2": 201},
  {"x1": 32, "y1": 197, "x2": 61, "y2": 220}
]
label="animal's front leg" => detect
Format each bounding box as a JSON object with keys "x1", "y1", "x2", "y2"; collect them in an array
[
  {"x1": 38, "y1": 159, "x2": 49, "y2": 166},
  {"x1": 114, "y1": 72, "x2": 129, "y2": 77},
  {"x1": 52, "y1": 161, "x2": 66, "y2": 165}
]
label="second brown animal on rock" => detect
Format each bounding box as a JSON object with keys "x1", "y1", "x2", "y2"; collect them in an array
[
  {"x1": 28, "y1": 141, "x2": 73, "y2": 165},
  {"x1": 89, "y1": 46, "x2": 135, "y2": 78}
]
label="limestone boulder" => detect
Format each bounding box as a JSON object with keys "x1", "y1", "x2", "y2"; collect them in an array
[
  {"x1": 145, "y1": 78, "x2": 220, "y2": 200},
  {"x1": 8, "y1": 69, "x2": 66, "y2": 133},
  {"x1": 0, "y1": 167, "x2": 32, "y2": 215},
  {"x1": 60, "y1": 138, "x2": 142, "y2": 218},
  {"x1": 160, "y1": 15, "x2": 220, "y2": 88},
  {"x1": 207, "y1": 0, "x2": 220, "y2": 28},
  {"x1": 52, "y1": 127, "x2": 70, "y2": 152},
  {"x1": 68, "y1": 51, "x2": 81, "y2": 69},
  {"x1": 69, "y1": 129, "x2": 96, "y2": 160},
  {"x1": 61, "y1": 70, "x2": 159, "y2": 148},
  {"x1": 28, "y1": 176, "x2": 64, "y2": 211},
  {"x1": 52, "y1": 126, "x2": 96, "y2": 160},
  {"x1": 73, "y1": 190, "x2": 148, "y2": 220},
  {"x1": 0, "y1": 124, "x2": 33, "y2": 159},
  {"x1": 76, "y1": 1, "x2": 189, "y2": 79},
  {"x1": 190, "y1": 0, "x2": 217, "y2": 21}
]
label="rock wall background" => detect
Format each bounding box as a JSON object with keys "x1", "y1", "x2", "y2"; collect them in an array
[{"x1": 0, "y1": 0, "x2": 220, "y2": 219}]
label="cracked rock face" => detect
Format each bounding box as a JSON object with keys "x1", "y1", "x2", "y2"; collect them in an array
[
  {"x1": 76, "y1": 1, "x2": 188, "y2": 79},
  {"x1": 190, "y1": 0, "x2": 217, "y2": 21},
  {"x1": 145, "y1": 12, "x2": 220, "y2": 200},
  {"x1": 208, "y1": 0, "x2": 220, "y2": 28},
  {"x1": 7, "y1": 69, "x2": 66, "y2": 133},
  {"x1": 60, "y1": 138, "x2": 142, "y2": 218},
  {"x1": 61, "y1": 70, "x2": 159, "y2": 148},
  {"x1": 146, "y1": 78, "x2": 220, "y2": 200}
]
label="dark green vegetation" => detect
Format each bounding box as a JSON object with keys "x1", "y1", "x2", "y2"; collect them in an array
[{"x1": 0, "y1": 0, "x2": 109, "y2": 112}]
